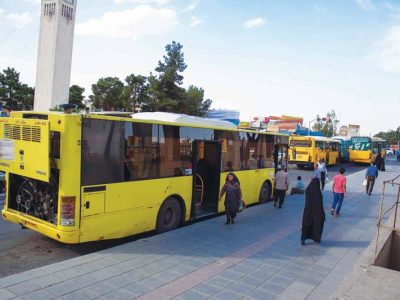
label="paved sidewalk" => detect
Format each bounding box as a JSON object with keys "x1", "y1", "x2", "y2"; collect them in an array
[{"x1": 0, "y1": 162, "x2": 399, "y2": 300}]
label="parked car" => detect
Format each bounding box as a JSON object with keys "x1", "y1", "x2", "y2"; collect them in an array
[{"x1": 386, "y1": 147, "x2": 394, "y2": 155}]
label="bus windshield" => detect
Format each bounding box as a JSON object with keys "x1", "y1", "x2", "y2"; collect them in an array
[
  {"x1": 350, "y1": 137, "x2": 371, "y2": 151},
  {"x1": 290, "y1": 139, "x2": 312, "y2": 148}
]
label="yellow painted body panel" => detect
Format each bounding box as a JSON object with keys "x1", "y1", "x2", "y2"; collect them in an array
[
  {"x1": 2, "y1": 112, "x2": 280, "y2": 244},
  {"x1": 327, "y1": 151, "x2": 339, "y2": 165},
  {"x1": 289, "y1": 146, "x2": 312, "y2": 166},
  {"x1": 79, "y1": 176, "x2": 193, "y2": 242},
  {"x1": 1, "y1": 113, "x2": 82, "y2": 244},
  {"x1": 0, "y1": 117, "x2": 50, "y2": 182},
  {"x1": 1, "y1": 209, "x2": 80, "y2": 243},
  {"x1": 349, "y1": 149, "x2": 372, "y2": 164},
  {"x1": 289, "y1": 137, "x2": 339, "y2": 166}
]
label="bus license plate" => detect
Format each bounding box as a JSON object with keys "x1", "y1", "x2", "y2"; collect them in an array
[{"x1": 23, "y1": 220, "x2": 37, "y2": 229}]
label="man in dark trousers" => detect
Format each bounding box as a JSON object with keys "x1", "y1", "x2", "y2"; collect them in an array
[
  {"x1": 365, "y1": 162, "x2": 378, "y2": 195},
  {"x1": 274, "y1": 168, "x2": 288, "y2": 208}
]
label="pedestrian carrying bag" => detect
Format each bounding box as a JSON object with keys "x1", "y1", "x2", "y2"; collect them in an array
[
  {"x1": 238, "y1": 200, "x2": 246, "y2": 212},
  {"x1": 362, "y1": 179, "x2": 367, "y2": 186}
]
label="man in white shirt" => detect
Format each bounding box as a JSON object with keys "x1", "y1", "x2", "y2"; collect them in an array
[
  {"x1": 318, "y1": 159, "x2": 328, "y2": 190},
  {"x1": 274, "y1": 168, "x2": 288, "y2": 208}
]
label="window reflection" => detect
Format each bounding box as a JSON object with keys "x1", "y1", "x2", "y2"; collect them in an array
[{"x1": 82, "y1": 119, "x2": 279, "y2": 186}]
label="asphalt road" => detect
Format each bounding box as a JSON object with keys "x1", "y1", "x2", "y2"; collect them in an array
[{"x1": 0, "y1": 158, "x2": 393, "y2": 278}]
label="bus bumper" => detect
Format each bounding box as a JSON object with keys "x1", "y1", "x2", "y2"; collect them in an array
[
  {"x1": 351, "y1": 159, "x2": 371, "y2": 164},
  {"x1": 1, "y1": 209, "x2": 80, "y2": 244},
  {"x1": 289, "y1": 161, "x2": 312, "y2": 167}
]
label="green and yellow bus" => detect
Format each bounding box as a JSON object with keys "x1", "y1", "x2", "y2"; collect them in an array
[
  {"x1": 288, "y1": 136, "x2": 340, "y2": 168},
  {"x1": 0, "y1": 112, "x2": 289, "y2": 244},
  {"x1": 349, "y1": 136, "x2": 386, "y2": 164}
]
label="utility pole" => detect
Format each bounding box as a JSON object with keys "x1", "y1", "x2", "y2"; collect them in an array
[{"x1": 397, "y1": 126, "x2": 400, "y2": 150}]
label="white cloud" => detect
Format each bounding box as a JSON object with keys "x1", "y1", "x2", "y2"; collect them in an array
[
  {"x1": 189, "y1": 16, "x2": 202, "y2": 27},
  {"x1": 243, "y1": 17, "x2": 266, "y2": 29},
  {"x1": 372, "y1": 25, "x2": 400, "y2": 73},
  {"x1": 383, "y1": 1, "x2": 400, "y2": 12},
  {"x1": 76, "y1": 5, "x2": 178, "y2": 39},
  {"x1": 184, "y1": 0, "x2": 199, "y2": 12},
  {"x1": 0, "y1": 10, "x2": 33, "y2": 28},
  {"x1": 113, "y1": 0, "x2": 171, "y2": 4},
  {"x1": 23, "y1": 0, "x2": 41, "y2": 5},
  {"x1": 354, "y1": 0, "x2": 375, "y2": 10}
]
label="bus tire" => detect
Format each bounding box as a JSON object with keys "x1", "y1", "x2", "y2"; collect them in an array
[
  {"x1": 156, "y1": 197, "x2": 182, "y2": 234},
  {"x1": 259, "y1": 182, "x2": 271, "y2": 204}
]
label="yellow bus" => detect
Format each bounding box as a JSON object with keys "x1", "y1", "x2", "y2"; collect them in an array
[
  {"x1": 288, "y1": 136, "x2": 340, "y2": 168},
  {"x1": 0, "y1": 111, "x2": 289, "y2": 244},
  {"x1": 349, "y1": 136, "x2": 386, "y2": 164}
]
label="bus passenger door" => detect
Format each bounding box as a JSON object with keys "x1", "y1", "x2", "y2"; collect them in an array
[{"x1": 191, "y1": 141, "x2": 221, "y2": 218}]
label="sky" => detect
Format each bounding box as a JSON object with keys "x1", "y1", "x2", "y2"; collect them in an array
[{"x1": 0, "y1": 0, "x2": 399, "y2": 135}]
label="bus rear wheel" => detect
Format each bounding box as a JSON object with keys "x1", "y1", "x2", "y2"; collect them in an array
[
  {"x1": 156, "y1": 197, "x2": 182, "y2": 234},
  {"x1": 259, "y1": 182, "x2": 271, "y2": 204}
]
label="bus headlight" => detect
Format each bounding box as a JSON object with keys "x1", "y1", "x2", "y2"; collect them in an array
[{"x1": 60, "y1": 196, "x2": 75, "y2": 226}]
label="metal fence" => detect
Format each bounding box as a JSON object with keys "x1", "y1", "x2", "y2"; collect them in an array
[{"x1": 374, "y1": 174, "x2": 400, "y2": 262}]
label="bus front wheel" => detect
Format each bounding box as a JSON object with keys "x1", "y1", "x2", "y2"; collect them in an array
[
  {"x1": 259, "y1": 182, "x2": 271, "y2": 204},
  {"x1": 156, "y1": 197, "x2": 182, "y2": 233}
]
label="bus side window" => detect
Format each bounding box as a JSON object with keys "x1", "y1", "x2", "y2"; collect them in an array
[
  {"x1": 82, "y1": 119, "x2": 125, "y2": 186},
  {"x1": 239, "y1": 132, "x2": 249, "y2": 170},
  {"x1": 264, "y1": 135, "x2": 274, "y2": 168},
  {"x1": 125, "y1": 123, "x2": 159, "y2": 180},
  {"x1": 225, "y1": 131, "x2": 241, "y2": 171}
]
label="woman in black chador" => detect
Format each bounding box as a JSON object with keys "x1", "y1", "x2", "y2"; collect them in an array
[
  {"x1": 374, "y1": 153, "x2": 384, "y2": 171},
  {"x1": 301, "y1": 178, "x2": 325, "y2": 245},
  {"x1": 219, "y1": 173, "x2": 242, "y2": 225}
]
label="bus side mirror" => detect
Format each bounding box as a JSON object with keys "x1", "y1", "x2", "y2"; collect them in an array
[{"x1": 292, "y1": 149, "x2": 296, "y2": 159}]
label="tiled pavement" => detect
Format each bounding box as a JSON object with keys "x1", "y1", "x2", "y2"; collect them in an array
[{"x1": 0, "y1": 161, "x2": 399, "y2": 300}]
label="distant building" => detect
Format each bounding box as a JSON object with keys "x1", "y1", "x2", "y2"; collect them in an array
[
  {"x1": 339, "y1": 124, "x2": 360, "y2": 137},
  {"x1": 247, "y1": 115, "x2": 303, "y2": 132}
]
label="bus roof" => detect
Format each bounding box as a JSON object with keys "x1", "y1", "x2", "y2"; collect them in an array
[
  {"x1": 91, "y1": 111, "x2": 133, "y2": 117},
  {"x1": 15, "y1": 111, "x2": 289, "y2": 137},
  {"x1": 332, "y1": 136, "x2": 351, "y2": 141},
  {"x1": 350, "y1": 136, "x2": 386, "y2": 142},
  {"x1": 131, "y1": 112, "x2": 237, "y2": 129},
  {"x1": 290, "y1": 135, "x2": 339, "y2": 143}
]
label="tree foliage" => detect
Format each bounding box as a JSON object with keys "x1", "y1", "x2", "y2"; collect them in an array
[
  {"x1": 90, "y1": 77, "x2": 124, "y2": 111},
  {"x1": 312, "y1": 110, "x2": 340, "y2": 137},
  {"x1": 88, "y1": 41, "x2": 212, "y2": 116},
  {"x1": 123, "y1": 74, "x2": 148, "y2": 112},
  {"x1": 183, "y1": 85, "x2": 212, "y2": 117},
  {"x1": 3, "y1": 42, "x2": 213, "y2": 116},
  {"x1": 374, "y1": 127, "x2": 400, "y2": 145},
  {"x1": 69, "y1": 84, "x2": 85, "y2": 109},
  {"x1": 0, "y1": 67, "x2": 34, "y2": 110}
]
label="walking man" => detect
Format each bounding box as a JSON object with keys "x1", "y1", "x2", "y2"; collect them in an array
[
  {"x1": 318, "y1": 159, "x2": 328, "y2": 190},
  {"x1": 365, "y1": 162, "x2": 378, "y2": 195},
  {"x1": 331, "y1": 167, "x2": 346, "y2": 217},
  {"x1": 274, "y1": 168, "x2": 288, "y2": 208}
]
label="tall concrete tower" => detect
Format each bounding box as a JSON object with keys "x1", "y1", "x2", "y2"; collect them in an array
[{"x1": 34, "y1": 0, "x2": 77, "y2": 111}]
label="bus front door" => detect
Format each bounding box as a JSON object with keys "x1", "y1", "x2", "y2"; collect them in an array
[{"x1": 192, "y1": 141, "x2": 221, "y2": 218}]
